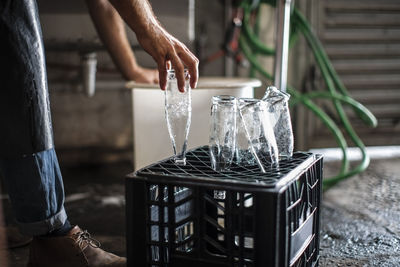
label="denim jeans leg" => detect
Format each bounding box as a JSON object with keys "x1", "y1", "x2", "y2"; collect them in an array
[{"x1": 0, "y1": 148, "x2": 67, "y2": 236}]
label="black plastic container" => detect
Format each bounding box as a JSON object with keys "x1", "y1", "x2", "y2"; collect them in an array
[{"x1": 126, "y1": 146, "x2": 323, "y2": 267}]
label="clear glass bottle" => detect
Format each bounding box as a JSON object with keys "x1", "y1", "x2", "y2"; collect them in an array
[
  {"x1": 209, "y1": 95, "x2": 237, "y2": 200},
  {"x1": 236, "y1": 98, "x2": 259, "y2": 165},
  {"x1": 238, "y1": 98, "x2": 279, "y2": 172},
  {"x1": 209, "y1": 95, "x2": 237, "y2": 172},
  {"x1": 262, "y1": 86, "x2": 293, "y2": 159},
  {"x1": 164, "y1": 69, "x2": 192, "y2": 165}
]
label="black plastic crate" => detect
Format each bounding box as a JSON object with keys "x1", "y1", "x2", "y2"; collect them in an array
[{"x1": 126, "y1": 146, "x2": 323, "y2": 267}]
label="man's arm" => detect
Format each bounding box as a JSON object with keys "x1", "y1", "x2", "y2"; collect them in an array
[
  {"x1": 107, "y1": 0, "x2": 199, "y2": 92},
  {"x1": 86, "y1": 0, "x2": 158, "y2": 84}
]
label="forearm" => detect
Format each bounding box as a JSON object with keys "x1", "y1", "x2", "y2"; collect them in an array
[
  {"x1": 107, "y1": 0, "x2": 168, "y2": 65},
  {"x1": 108, "y1": 0, "x2": 159, "y2": 39},
  {"x1": 86, "y1": 0, "x2": 139, "y2": 81},
  {"x1": 108, "y1": 0, "x2": 199, "y2": 90}
]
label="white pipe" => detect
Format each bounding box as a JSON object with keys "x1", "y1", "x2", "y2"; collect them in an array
[
  {"x1": 81, "y1": 52, "x2": 97, "y2": 97},
  {"x1": 274, "y1": 0, "x2": 292, "y2": 93}
]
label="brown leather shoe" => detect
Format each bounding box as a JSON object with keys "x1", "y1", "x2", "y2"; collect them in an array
[{"x1": 27, "y1": 226, "x2": 126, "y2": 267}]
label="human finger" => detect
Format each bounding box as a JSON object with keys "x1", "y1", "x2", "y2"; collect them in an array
[
  {"x1": 169, "y1": 53, "x2": 186, "y2": 92},
  {"x1": 177, "y1": 48, "x2": 199, "y2": 89},
  {"x1": 187, "y1": 57, "x2": 199, "y2": 89},
  {"x1": 158, "y1": 61, "x2": 168, "y2": 90}
]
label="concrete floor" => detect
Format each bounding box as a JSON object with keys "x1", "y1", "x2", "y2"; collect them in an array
[
  {"x1": 319, "y1": 157, "x2": 400, "y2": 266},
  {"x1": 2, "y1": 155, "x2": 400, "y2": 266}
]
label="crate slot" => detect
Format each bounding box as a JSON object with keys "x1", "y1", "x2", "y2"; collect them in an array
[
  {"x1": 290, "y1": 209, "x2": 316, "y2": 265},
  {"x1": 204, "y1": 234, "x2": 228, "y2": 257}
]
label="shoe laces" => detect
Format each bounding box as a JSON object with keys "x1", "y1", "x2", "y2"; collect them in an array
[{"x1": 74, "y1": 230, "x2": 101, "y2": 249}]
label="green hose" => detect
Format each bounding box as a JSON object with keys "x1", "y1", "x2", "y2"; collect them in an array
[
  {"x1": 238, "y1": 0, "x2": 377, "y2": 190},
  {"x1": 242, "y1": 6, "x2": 275, "y2": 56},
  {"x1": 291, "y1": 91, "x2": 376, "y2": 123},
  {"x1": 249, "y1": 7, "x2": 263, "y2": 78},
  {"x1": 292, "y1": 10, "x2": 377, "y2": 128},
  {"x1": 292, "y1": 10, "x2": 374, "y2": 189}
]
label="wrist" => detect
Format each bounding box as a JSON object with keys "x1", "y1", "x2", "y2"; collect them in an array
[{"x1": 134, "y1": 19, "x2": 161, "y2": 42}]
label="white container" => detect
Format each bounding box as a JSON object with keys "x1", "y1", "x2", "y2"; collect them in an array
[{"x1": 127, "y1": 77, "x2": 261, "y2": 170}]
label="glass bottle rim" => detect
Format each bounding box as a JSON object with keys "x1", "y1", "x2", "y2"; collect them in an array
[
  {"x1": 212, "y1": 95, "x2": 237, "y2": 104},
  {"x1": 238, "y1": 98, "x2": 265, "y2": 110},
  {"x1": 238, "y1": 98, "x2": 260, "y2": 104},
  {"x1": 262, "y1": 86, "x2": 290, "y2": 101}
]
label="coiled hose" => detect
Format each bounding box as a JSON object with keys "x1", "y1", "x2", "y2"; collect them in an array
[{"x1": 239, "y1": 0, "x2": 378, "y2": 190}]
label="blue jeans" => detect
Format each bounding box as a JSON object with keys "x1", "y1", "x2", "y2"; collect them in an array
[{"x1": 0, "y1": 149, "x2": 67, "y2": 236}]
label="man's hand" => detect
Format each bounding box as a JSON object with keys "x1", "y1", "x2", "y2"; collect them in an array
[
  {"x1": 108, "y1": 0, "x2": 199, "y2": 92},
  {"x1": 136, "y1": 26, "x2": 198, "y2": 92}
]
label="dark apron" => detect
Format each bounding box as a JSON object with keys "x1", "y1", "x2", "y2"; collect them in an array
[{"x1": 0, "y1": 0, "x2": 53, "y2": 158}]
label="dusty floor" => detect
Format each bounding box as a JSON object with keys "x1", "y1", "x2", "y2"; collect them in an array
[
  {"x1": 319, "y1": 157, "x2": 400, "y2": 266},
  {"x1": 1, "y1": 155, "x2": 400, "y2": 266}
]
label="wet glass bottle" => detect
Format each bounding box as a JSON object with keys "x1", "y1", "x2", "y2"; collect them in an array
[
  {"x1": 209, "y1": 95, "x2": 237, "y2": 172},
  {"x1": 164, "y1": 69, "x2": 192, "y2": 165},
  {"x1": 262, "y1": 86, "x2": 294, "y2": 159}
]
